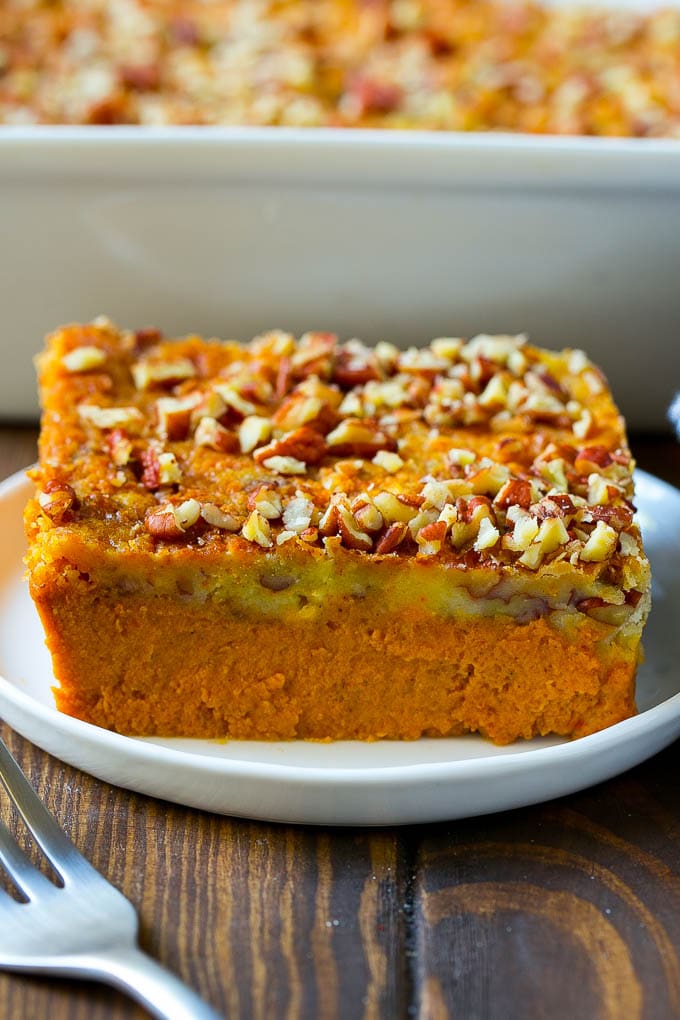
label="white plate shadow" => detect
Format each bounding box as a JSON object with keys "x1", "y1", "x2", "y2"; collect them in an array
[{"x1": 0, "y1": 469, "x2": 678, "y2": 826}]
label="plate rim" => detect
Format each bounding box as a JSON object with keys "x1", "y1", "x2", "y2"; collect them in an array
[{"x1": 2, "y1": 466, "x2": 679, "y2": 788}]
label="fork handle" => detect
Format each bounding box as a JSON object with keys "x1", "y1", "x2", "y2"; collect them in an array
[{"x1": 71, "y1": 945, "x2": 223, "y2": 1020}]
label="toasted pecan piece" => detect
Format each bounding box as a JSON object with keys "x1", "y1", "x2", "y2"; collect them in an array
[{"x1": 254, "y1": 426, "x2": 327, "y2": 466}]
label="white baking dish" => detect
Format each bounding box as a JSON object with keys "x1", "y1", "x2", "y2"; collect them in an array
[{"x1": 2, "y1": 126, "x2": 679, "y2": 427}]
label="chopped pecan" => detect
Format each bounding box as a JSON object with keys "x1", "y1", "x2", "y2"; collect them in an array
[
  {"x1": 236, "y1": 364, "x2": 274, "y2": 405},
  {"x1": 155, "y1": 397, "x2": 194, "y2": 441},
  {"x1": 352, "y1": 499, "x2": 384, "y2": 533},
  {"x1": 547, "y1": 493, "x2": 576, "y2": 514},
  {"x1": 242, "y1": 509, "x2": 273, "y2": 548},
  {"x1": 253, "y1": 426, "x2": 327, "y2": 466},
  {"x1": 469, "y1": 356, "x2": 498, "y2": 387},
  {"x1": 212, "y1": 383, "x2": 257, "y2": 420},
  {"x1": 272, "y1": 393, "x2": 319, "y2": 431},
  {"x1": 619, "y1": 531, "x2": 640, "y2": 557},
  {"x1": 344, "y1": 75, "x2": 402, "y2": 116},
  {"x1": 536, "y1": 371, "x2": 566, "y2": 398},
  {"x1": 372, "y1": 450, "x2": 404, "y2": 473},
  {"x1": 610, "y1": 448, "x2": 632, "y2": 466},
  {"x1": 120, "y1": 64, "x2": 160, "y2": 91},
  {"x1": 262, "y1": 455, "x2": 307, "y2": 475},
  {"x1": 133, "y1": 327, "x2": 163, "y2": 350},
  {"x1": 580, "y1": 520, "x2": 618, "y2": 562},
  {"x1": 174, "y1": 499, "x2": 201, "y2": 529},
  {"x1": 290, "y1": 332, "x2": 336, "y2": 381},
  {"x1": 416, "y1": 523, "x2": 447, "y2": 556},
  {"x1": 534, "y1": 495, "x2": 575, "y2": 519},
  {"x1": 406, "y1": 376, "x2": 432, "y2": 407},
  {"x1": 61, "y1": 346, "x2": 107, "y2": 373},
  {"x1": 271, "y1": 392, "x2": 338, "y2": 434},
  {"x1": 194, "y1": 417, "x2": 240, "y2": 453},
  {"x1": 400, "y1": 494, "x2": 426, "y2": 513},
  {"x1": 145, "y1": 506, "x2": 184, "y2": 540},
  {"x1": 465, "y1": 495, "x2": 493, "y2": 520},
  {"x1": 504, "y1": 507, "x2": 539, "y2": 551},
  {"x1": 275, "y1": 357, "x2": 292, "y2": 400},
  {"x1": 494, "y1": 478, "x2": 532, "y2": 510},
  {"x1": 190, "y1": 390, "x2": 226, "y2": 425},
  {"x1": 106, "y1": 428, "x2": 134, "y2": 467},
  {"x1": 157, "y1": 451, "x2": 182, "y2": 485},
  {"x1": 574, "y1": 445, "x2": 612, "y2": 473},
  {"x1": 474, "y1": 517, "x2": 501, "y2": 551},
  {"x1": 140, "y1": 447, "x2": 160, "y2": 490},
  {"x1": 78, "y1": 404, "x2": 145, "y2": 433},
  {"x1": 421, "y1": 479, "x2": 469, "y2": 510},
  {"x1": 325, "y1": 418, "x2": 397, "y2": 459},
  {"x1": 477, "y1": 373, "x2": 509, "y2": 409},
  {"x1": 585, "y1": 473, "x2": 620, "y2": 506},
  {"x1": 238, "y1": 415, "x2": 272, "y2": 454},
  {"x1": 418, "y1": 520, "x2": 448, "y2": 544},
  {"x1": 372, "y1": 491, "x2": 418, "y2": 524},
  {"x1": 169, "y1": 16, "x2": 200, "y2": 45},
  {"x1": 467, "y1": 461, "x2": 510, "y2": 497},
  {"x1": 200, "y1": 503, "x2": 239, "y2": 531},
  {"x1": 532, "y1": 516, "x2": 570, "y2": 557},
  {"x1": 332, "y1": 348, "x2": 380, "y2": 388},
  {"x1": 536, "y1": 442, "x2": 577, "y2": 465},
  {"x1": 522, "y1": 398, "x2": 569, "y2": 425},
  {"x1": 588, "y1": 504, "x2": 634, "y2": 530},
  {"x1": 237, "y1": 381, "x2": 262, "y2": 405},
  {"x1": 318, "y1": 501, "x2": 342, "y2": 537},
  {"x1": 494, "y1": 436, "x2": 527, "y2": 464},
  {"x1": 427, "y1": 336, "x2": 461, "y2": 359},
  {"x1": 85, "y1": 98, "x2": 126, "y2": 125},
  {"x1": 282, "y1": 495, "x2": 315, "y2": 533},
  {"x1": 247, "y1": 486, "x2": 283, "y2": 520},
  {"x1": 572, "y1": 409, "x2": 593, "y2": 440},
  {"x1": 337, "y1": 505, "x2": 373, "y2": 551},
  {"x1": 454, "y1": 496, "x2": 470, "y2": 522},
  {"x1": 38, "y1": 481, "x2": 78, "y2": 522},
  {"x1": 555, "y1": 443, "x2": 578, "y2": 465},
  {"x1": 145, "y1": 500, "x2": 200, "y2": 540},
  {"x1": 132, "y1": 358, "x2": 196, "y2": 391},
  {"x1": 375, "y1": 522, "x2": 409, "y2": 554}
]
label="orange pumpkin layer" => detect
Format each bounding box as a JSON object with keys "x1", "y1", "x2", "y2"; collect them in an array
[{"x1": 36, "y1": 587, "x2": 636, "y2": 745}]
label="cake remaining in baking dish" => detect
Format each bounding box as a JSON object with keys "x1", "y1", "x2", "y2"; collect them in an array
[
  {"x1": 1, "y1": 0, "x2": 679, "y2": 136},
  {"x1": 25, "y1": 320, "x2": 650, "y2": 744}
]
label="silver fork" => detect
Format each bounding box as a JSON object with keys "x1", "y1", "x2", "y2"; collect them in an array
[{"x1": 0, "y1": 735, "x2": 223, "y2": 1019}]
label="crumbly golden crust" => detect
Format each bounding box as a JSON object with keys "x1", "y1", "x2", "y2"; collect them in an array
[
  {"x1": 25, "y1": 319, "x2": 651, "y2": 743},
  {"x1": 1, "y1": 1, "x2": 679, "y2": 136}
]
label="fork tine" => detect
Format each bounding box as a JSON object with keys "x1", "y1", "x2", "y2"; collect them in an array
[
  {"x1": 0, "y1": 737, "x2": 98, "y2": 885},
  {"x1": 0, "y1": 817, "x2": 56, "y2": 900}
]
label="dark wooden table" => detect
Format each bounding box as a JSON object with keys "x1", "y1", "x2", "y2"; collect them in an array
[{"x1": 1, "y1": 427, "x2": 679, "y2": 1020}]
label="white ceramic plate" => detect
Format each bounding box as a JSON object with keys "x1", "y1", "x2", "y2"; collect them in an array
[{"x1": 0, "y1": 468, "x2": 678, "y2": 826}]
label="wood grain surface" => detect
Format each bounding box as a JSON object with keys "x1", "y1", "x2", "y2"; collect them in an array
[{"x1": 1, "y1": 427, "x2": 679, "y2": 1020}]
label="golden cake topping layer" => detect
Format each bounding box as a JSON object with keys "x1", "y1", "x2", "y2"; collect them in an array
[
  {"x1": 1, "y1": 0, "x2": 679, "y2": 136},
  {"x1": 31, "y1": 319, "x2": 646, "y2": 607}
]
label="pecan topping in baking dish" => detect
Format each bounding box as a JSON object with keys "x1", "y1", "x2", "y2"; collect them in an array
[{"x1": 1, "y1": 1, "x2": 679, "y2": 137}]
